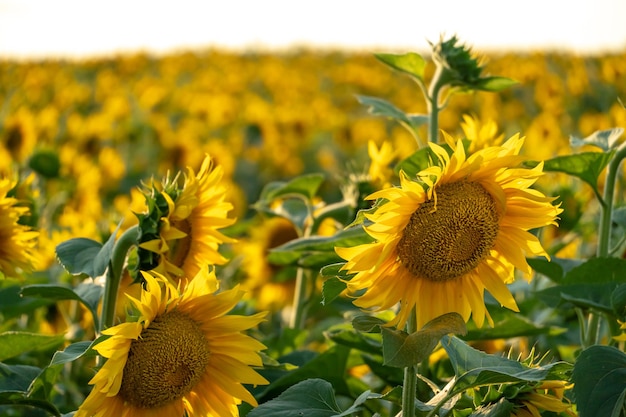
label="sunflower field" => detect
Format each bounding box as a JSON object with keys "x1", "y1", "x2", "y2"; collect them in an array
[{"x1": 1, "y1": 36, "x2": 626, "y2": 417}]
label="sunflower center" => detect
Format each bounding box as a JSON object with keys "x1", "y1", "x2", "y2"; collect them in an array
[
  {"x1": 118, "y1": 309, "x2": 210, "y2": 408},
  {"x1": 169, "y1": 219, "x2": 192, "y2": 268},
  {"x1": 396, "y1": 181, "x2": 499, "y2": 282}
]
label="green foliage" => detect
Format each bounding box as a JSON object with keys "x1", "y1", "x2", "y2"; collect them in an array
[
  {"x1": 248, "y1": 378, "x2": 381, "y2": 417},
  {"x1": 374, "y1": 52, "x2": 427, "y2": 82},
  {"x1": 572, "y1": 345, "x2": 626, "y2": 417},
  {"x1": 570, "y1": 127, "x2": 624, "y2": 151},
  {"x1": 0, "y1": 332, "x2": 64, "y2": 362},
  {"x1": 21, "y1": 282, "x2": 104, "y2": 331},
  {"x1": 267, "y1": 226, "x2": 371, "y2": 269},
  {"x1": 443, "y1": 336, "x2": 572, "y2": 391},
  {"x1": 528, "y1": 151, "x2": 615, "y2": 196},
  {"x1": 535, "y1": 257, "x2": 626, "y2": 314},
  {"x1": 55, "y1": 226, "x2": 118, "y2": 279},
  {"x1": 28, "y1": 149, "x2": 60, "y2": 179},
  {"x1": 381, "y1": 313, "x2": 467, "y2": 368},
  {"x1": 357, "y1": 95, "x2": 428, "y2": 134}
]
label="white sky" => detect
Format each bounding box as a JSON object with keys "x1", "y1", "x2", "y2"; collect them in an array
[{"x1": 1, "y1": 0, "x2": 625, "y2": 59}]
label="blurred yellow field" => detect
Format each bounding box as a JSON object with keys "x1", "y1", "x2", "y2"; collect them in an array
[{"x1": 1, "y1": 44, "x2": 625, "y2": 417}]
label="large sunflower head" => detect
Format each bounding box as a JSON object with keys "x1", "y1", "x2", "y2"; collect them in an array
[
  {"x1": 136, "y1": 154, "x2": 236, "y2": 281},
  {"x1": 336, "y1": 133, "x2": 562, "y2": 329},
  {"x1": 0, "y1": 177, "x2": 38, "y2": 278},
  {"x1": 76, "y1": 268, "x2": 268, "y2": 417}
]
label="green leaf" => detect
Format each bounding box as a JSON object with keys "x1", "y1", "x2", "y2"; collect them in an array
[
  {"x1": 248, "y1": 378, "x2": 342, "y2": 417},
  {"x1": 382, "y1": 313, "x2": 467, "y2": 368},
  {"x1": 255, "y1": 345, "x2": 352, "y2": 402},
  {"x1": 258, "y1": 173, "x2": 326, "y2": 202},
  {"x1": 0, "y1": 332, "x2": 65, "y2": 362},
  {"x1": 535, "y1": 257, "x2": 626, "y2": 313},
  {"x1": 55, "y1": 226, "x2": 118, "y2": 278},
  {"x1": 526, "y1": 257, "x2": 582, "y2": 283},
  {"x1": 374, "y1": 52, "x2": 427, "y2": 81},
  {"x1": 471, "y1": 76, "x2": 517, "y2": 92},
  {"x1": 0, "y1": 363, "x2": 41, "y2": 392},
  {"x1": 21, "y1": 282, "x2": 104, "y2": 331},
  {"x1": 612, "y1": 284, "x2": 626, "y2": 318},
  {"x1": 572, "y1": 345, "x2": 626, "y2": 417},
  {"x1": 528, "y1": 151, "x2": 615, "y2": 193},
  {"x1": 443, "y1": 336, "x2": 571, "y2": 391},
  {"x1": 469, "y1": 398, "x2": 513, "y2": 417},
  {"x1": 570, "y1": 127, "x2": 624, "y2": 151},
  {"x1": 464, "y1": 313, "x2": 564, "y2": 340},
  {"x1": 55, "y1": 238, "x2": 102, "y2": 276},
  {"x1": 325, "y1": 327, "x2": 382, "y2": 355},
  {"x1": 352, "y1": 315, "x2": 386, "y2": 333},
  {"x1": 321, "y1": 277, "x2": 347, "y2": 306},
  {"x1": 394, "y1": 146, "x2": 435, "y2": 179},
  {"x1": 0, "y1": 285, "x2": 51, "y2": 319},
  {"x1": 0, "y1": 392, "x2": 60, "y2": 417},
  {"x1": 356, "y1": 95, "x2": 428, "y2": 130},
  {"x1": 268, "y1": 226, "x2": 371, "y2": 268},
  {"x1": 29, "y1": 340, "x2": 99, "y2": 400}
]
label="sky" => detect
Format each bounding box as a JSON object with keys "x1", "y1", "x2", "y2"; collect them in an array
[{"x1": 0, "y1": 0, "x2": 625, "y2": 60}]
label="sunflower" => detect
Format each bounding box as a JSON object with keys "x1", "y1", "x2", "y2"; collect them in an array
[
  {"x1": 75, "y1": 268, "x2": 268, "y2": 417},
  {"x1": 138, "y1": 154, "x2": 236, "y2": 281},
  {"x1": 0, "y1": 177, "x2": 38, "y2": 278},
  {"x1": 510, "y1": 381, "x2": 577, "y2": 417},
  {"x1": 336, "y1": 133, "x2": 562, "y2": 329}
]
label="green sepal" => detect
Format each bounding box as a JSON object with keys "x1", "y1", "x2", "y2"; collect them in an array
[
  {"x1": 374, "y1": 52, "x2": 427, "y2": 81},
  {"x1": 382, "y1": 312, "x2": 467, "y2": 368},
  {"x1": 572, "y1": 345, "x2": 626, "y2": 417}
]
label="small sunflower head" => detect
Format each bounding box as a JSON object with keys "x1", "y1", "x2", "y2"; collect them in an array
[
  {"x1": 432, "y1": 35, "x2": 485, "y2": 87},
  {"x1": 133, "y1": 154, "x2": 235, "y2": 283}
]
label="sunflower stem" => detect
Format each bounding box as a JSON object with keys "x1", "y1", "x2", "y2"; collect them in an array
[
  {"x1": 100, "y1": 225, "x2": 139, "y2": 333},
  {"x1": 597, "y1": 142, "x2": 626, "y2": 258},
  {"x1": 289, "y1": 267, "x2": 310, "y2": 329},
  {"x1": 589, "y1": 141, "x2": 626, "y2": 345},
  {"x1": 402, "y1": 309, "x2": 418, "y2": 417},
  {"x1": 427, "y1": 65, "x2": 445, "y2": 144}
]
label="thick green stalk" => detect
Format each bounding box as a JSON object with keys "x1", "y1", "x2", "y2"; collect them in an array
[
  {"x1": 100, "y1": 225, "x2": 139, "y2": 333},
  {"x1": 597, "y1": 143, "x2": 626, "y2": 258},
  {"x1": 289, "y1": 267, "x2": 311, "y2": 329},
  {"x1": 401, "y1": 309, "x2": 418, "y2": 417},
  {"x1": 587, "y1": 142, "x2": 626, "y2": 346},
  {"x1": 427, "y1": 66, "x2": 445, "y2": 144}
]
